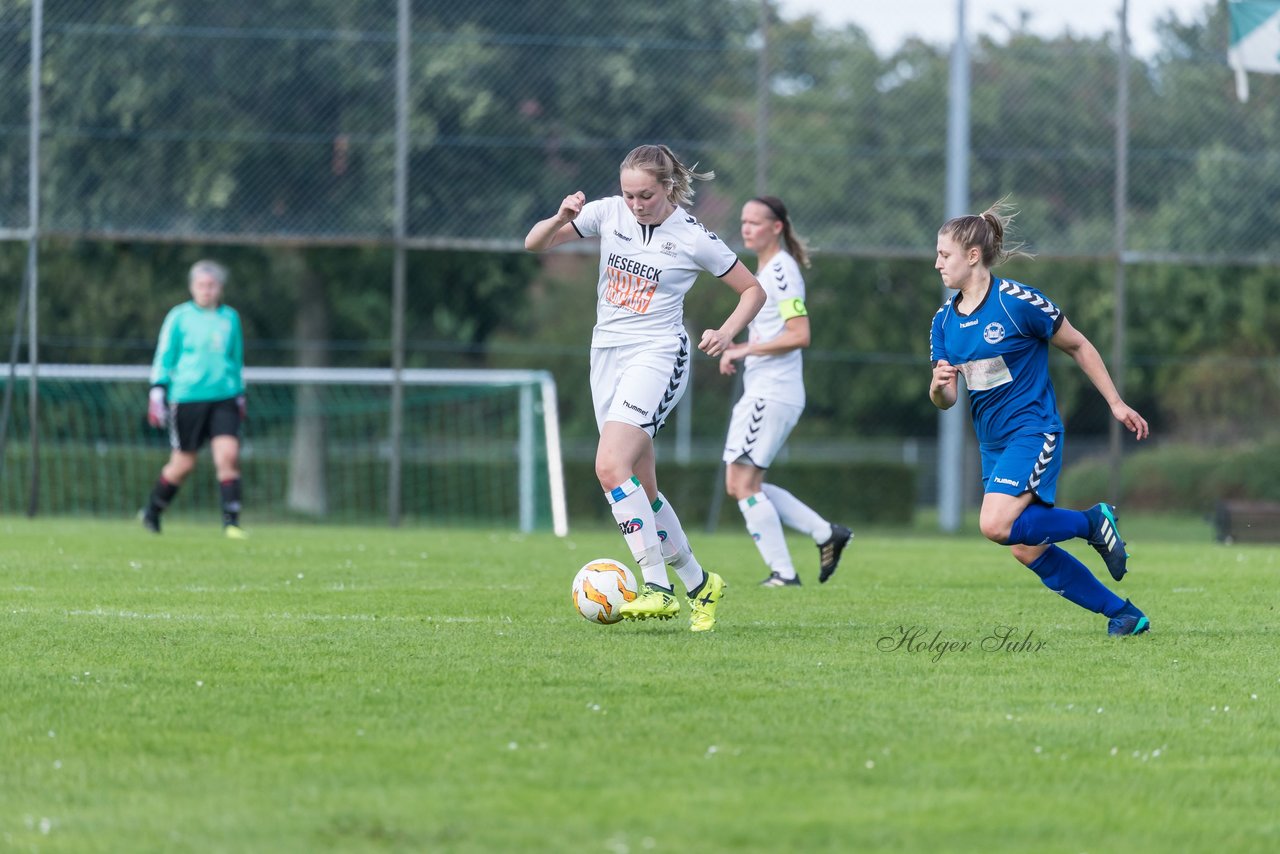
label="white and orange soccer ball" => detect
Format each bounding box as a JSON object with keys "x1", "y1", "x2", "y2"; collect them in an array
[{"x1": 571, "y1": 558, "x2": 638, "y2": 624}]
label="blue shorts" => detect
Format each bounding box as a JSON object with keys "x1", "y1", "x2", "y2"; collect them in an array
[{"x1": 980, "y1": 432, "x2": 1062, "y2": 506}]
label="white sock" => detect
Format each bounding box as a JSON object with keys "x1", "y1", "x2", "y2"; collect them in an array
[
  {"x1": 652, "y1": 492, "x2": 706, "y2": 593},
  {"x1": 739, "y1": 491, "x2": 796, "y2": 578},
  {"x1": 762, "y1": 483, "x2": 832, "y2": 543},
  {"x1": 605, "y1": 477, "x2": 668, "y2": 588}
]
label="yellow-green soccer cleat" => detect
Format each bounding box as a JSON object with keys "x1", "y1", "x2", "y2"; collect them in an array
[
  {"x1": 224, "y1": 524, "x2": 249, "y2": 540},
  {"x1": 688, "y1": 571, "x2": 726, "y2": 633},
  {"x1": 619, "y1": 583, "x2": 681, "y2": 621}
]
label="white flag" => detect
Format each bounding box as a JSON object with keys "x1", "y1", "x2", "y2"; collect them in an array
[{"x1": 1229, "y1": 1, "x2": 1280, "y2": 101}]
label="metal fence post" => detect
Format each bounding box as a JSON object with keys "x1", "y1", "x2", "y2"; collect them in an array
[{"x1": 938, "y1": 0, "x2": 970, "y2": 533}]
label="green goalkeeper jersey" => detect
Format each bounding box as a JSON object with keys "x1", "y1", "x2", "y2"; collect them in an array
[{"x1": 149, "y1": 301, "x2": 244, "y2": 403}]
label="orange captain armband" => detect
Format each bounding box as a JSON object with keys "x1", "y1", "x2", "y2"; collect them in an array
[{"x1": 779, "y1": 297, "x2": 808, "y2": 320}]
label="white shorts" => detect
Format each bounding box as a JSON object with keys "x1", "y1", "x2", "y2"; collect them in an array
[
  {"x1": 590, "y1": 332, "x2": 690, "y2": 437},
  {"x1": 721, "y1": 397, "x2": 803, "y2": 468}
]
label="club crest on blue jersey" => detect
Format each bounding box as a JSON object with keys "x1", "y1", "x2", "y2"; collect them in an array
[{"x1": 983, "y1": 322, "x2": 1006, "y2": 344}]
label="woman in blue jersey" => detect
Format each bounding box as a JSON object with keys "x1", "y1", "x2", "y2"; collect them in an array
[
  {"x1": 720, "y1": 196, "x2": 851, "y2": 587},
  {"x1": 142, "y1": 260, "x2": 247, "y2": 538},
  {"x1": 928, "y1": 202, "x2": 1152, "y2": 636},
  {"x1": 525, "y1": 144, "x2": 765, "y2": 632}
]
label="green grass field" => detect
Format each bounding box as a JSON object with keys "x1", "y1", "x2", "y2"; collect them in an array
[{"x1": 3, "y1": 514, "x2": 1277, "y2": 852}]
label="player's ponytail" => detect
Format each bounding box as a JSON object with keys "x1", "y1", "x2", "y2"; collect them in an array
[
  {"x1": 620, "y1": 144, "x2": 714, "y2": 207},
  {"x1": 752, "y1": 195, "x2": 811, "y2": 268},
  {"x1": 939, "y1": 197, "x2": 1030, "y2": 268}
]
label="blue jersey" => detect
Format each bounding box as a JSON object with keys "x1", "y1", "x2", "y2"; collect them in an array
[{"x1": 930, "y1": 277, "x2": 1065, "y2": 445}]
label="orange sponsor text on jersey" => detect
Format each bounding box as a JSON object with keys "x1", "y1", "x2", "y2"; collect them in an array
[{"x1": 604, "y1": 265, "x2": 658, "y2": 314}]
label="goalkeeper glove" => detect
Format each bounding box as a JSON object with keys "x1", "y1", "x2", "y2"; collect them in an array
[{"x1": 147, "y1": 387, "x2": 168, "y2": 428}]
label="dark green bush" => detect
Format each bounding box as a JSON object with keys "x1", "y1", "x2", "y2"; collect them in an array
[
  {"x1": 1060, "y1": 439, "x2": 1280, "y2": 513},
  {"x1": 562, "y1": 460, "x2": 916, "y2": 529}
]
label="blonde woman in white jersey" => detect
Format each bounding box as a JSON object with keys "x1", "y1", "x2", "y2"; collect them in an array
[
  {"x1": 720, "y1": 196, "x2": 852, "y2": 587},
  {"x1": 525, "y1": 144, "x2": 765, "y2": 632}
]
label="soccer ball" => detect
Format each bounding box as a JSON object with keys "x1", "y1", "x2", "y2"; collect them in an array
[{"x1": 571, "y1": 558, "x2": 638, "y2": 625}]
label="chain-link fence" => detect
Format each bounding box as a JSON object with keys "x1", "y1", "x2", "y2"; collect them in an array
[
  {"x1": 3, "y1": 1, "x2": 1278, "y2": 257},
  {"x1": 2, "y1": 1, "x2": 1279, "y2": 523}
]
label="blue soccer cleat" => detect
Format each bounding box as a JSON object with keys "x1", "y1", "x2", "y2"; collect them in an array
[
  {"x1": 1085, "y1": 503, "x2": 1128, "y2": 581},
  {"x1": 1107, "y1": 599, "x2": 1150, "y2": 636}
]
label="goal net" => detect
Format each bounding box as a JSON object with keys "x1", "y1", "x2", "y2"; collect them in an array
[{"x1": 1, "y1": 364, "x2": 567, "y2": 535}]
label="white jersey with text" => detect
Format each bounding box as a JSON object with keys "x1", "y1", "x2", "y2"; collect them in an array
[
  {"x1": 741, "y1": 250, "x2": 806, "y2": 407},
  {"x1": 573, "y1": 196, "x2": 739, "y2": 348}
]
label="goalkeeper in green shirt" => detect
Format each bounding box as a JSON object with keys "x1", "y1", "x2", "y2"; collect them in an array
[{"x1": 142, "y1": 260, "x2": 247, "y2": 538}]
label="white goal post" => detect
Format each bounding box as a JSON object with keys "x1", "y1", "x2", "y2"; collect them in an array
[{"x1": 10, "y1": 363, "x2": 569, "y2": 536}]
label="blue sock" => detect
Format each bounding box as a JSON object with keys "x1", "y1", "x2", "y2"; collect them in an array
[
  {"x1": 1008, "y1": 503, "x2": 1090, "y2": 546},
  {"x1": 1027, "y1": 546, "x2": 1125, "y2": 616}
]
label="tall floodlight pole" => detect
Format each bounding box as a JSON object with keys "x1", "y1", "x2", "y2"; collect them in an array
[
  {"x1": 938, "y1": 0, "x2": 970, "y2": 532},
  {"x1": 388, "y1": 0, "x2": 410, "y2": 526},
  {"x1": 1108, "y1": 0, "x2": 1131, "y2": 500},
  {"x1": 26, "y1": 0, "x2": 45, "y2": 517}
]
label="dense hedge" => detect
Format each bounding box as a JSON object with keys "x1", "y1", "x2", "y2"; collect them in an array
[
  {"x1": 3, "y1": 445, "x2": 916, "y2": 531},
  {"x1": 561, "y1": 460, "x2": 916, "y2": 530},
  {"x1": 15, "y1": 438, "x2": 1280, "y2": 526},
  {"x1": 1060, "y1": 439, "x2": 1280, "y2": 514}
]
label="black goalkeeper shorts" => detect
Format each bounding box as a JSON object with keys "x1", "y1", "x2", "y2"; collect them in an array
[{"x1": 168, "y1": 397, "x2": 241, "y2": 452}]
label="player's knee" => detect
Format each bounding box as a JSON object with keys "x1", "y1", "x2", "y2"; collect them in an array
[
  {"x1": 724, "y1": 463, "x2": 761, "y2": 501},
  {"x1": 164, "y1": 456, "x2": 196, "y2": 481},
  {"x1": 213, "y1": 447, "x2": 240, "y2": 471},
  {"x1": 979, "y1": 515, "x2": 1012, "y2": 544},
  {"x1": 594, "y1": 459, "x2": 626, "y2": 490}
]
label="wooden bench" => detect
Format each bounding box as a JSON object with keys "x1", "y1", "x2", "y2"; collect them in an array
[{"x1": 1215, "y1": 500, "x2": 1280, "y2": 544}]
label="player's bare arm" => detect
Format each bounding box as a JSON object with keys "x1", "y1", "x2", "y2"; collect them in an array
[
  {"x1": 719, "y1": 316, "x2": 810, "y2": 375},
  {"x1": 1051, "y1": 317, "x2": 1149, "y2": 440},
  {"x1": 524, "y1": 191, "x2": 586, "y2": 252},
  {"x1": 930, "y1": 359, "x2": 959, "y2": 409},
  {"x1": 700, "y1": 260, "x2": 765, "y2": 357}
]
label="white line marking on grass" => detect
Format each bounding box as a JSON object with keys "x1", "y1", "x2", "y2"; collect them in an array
[{"x1": 33, "y1": 608, "x2": 499, "y2": 624}]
